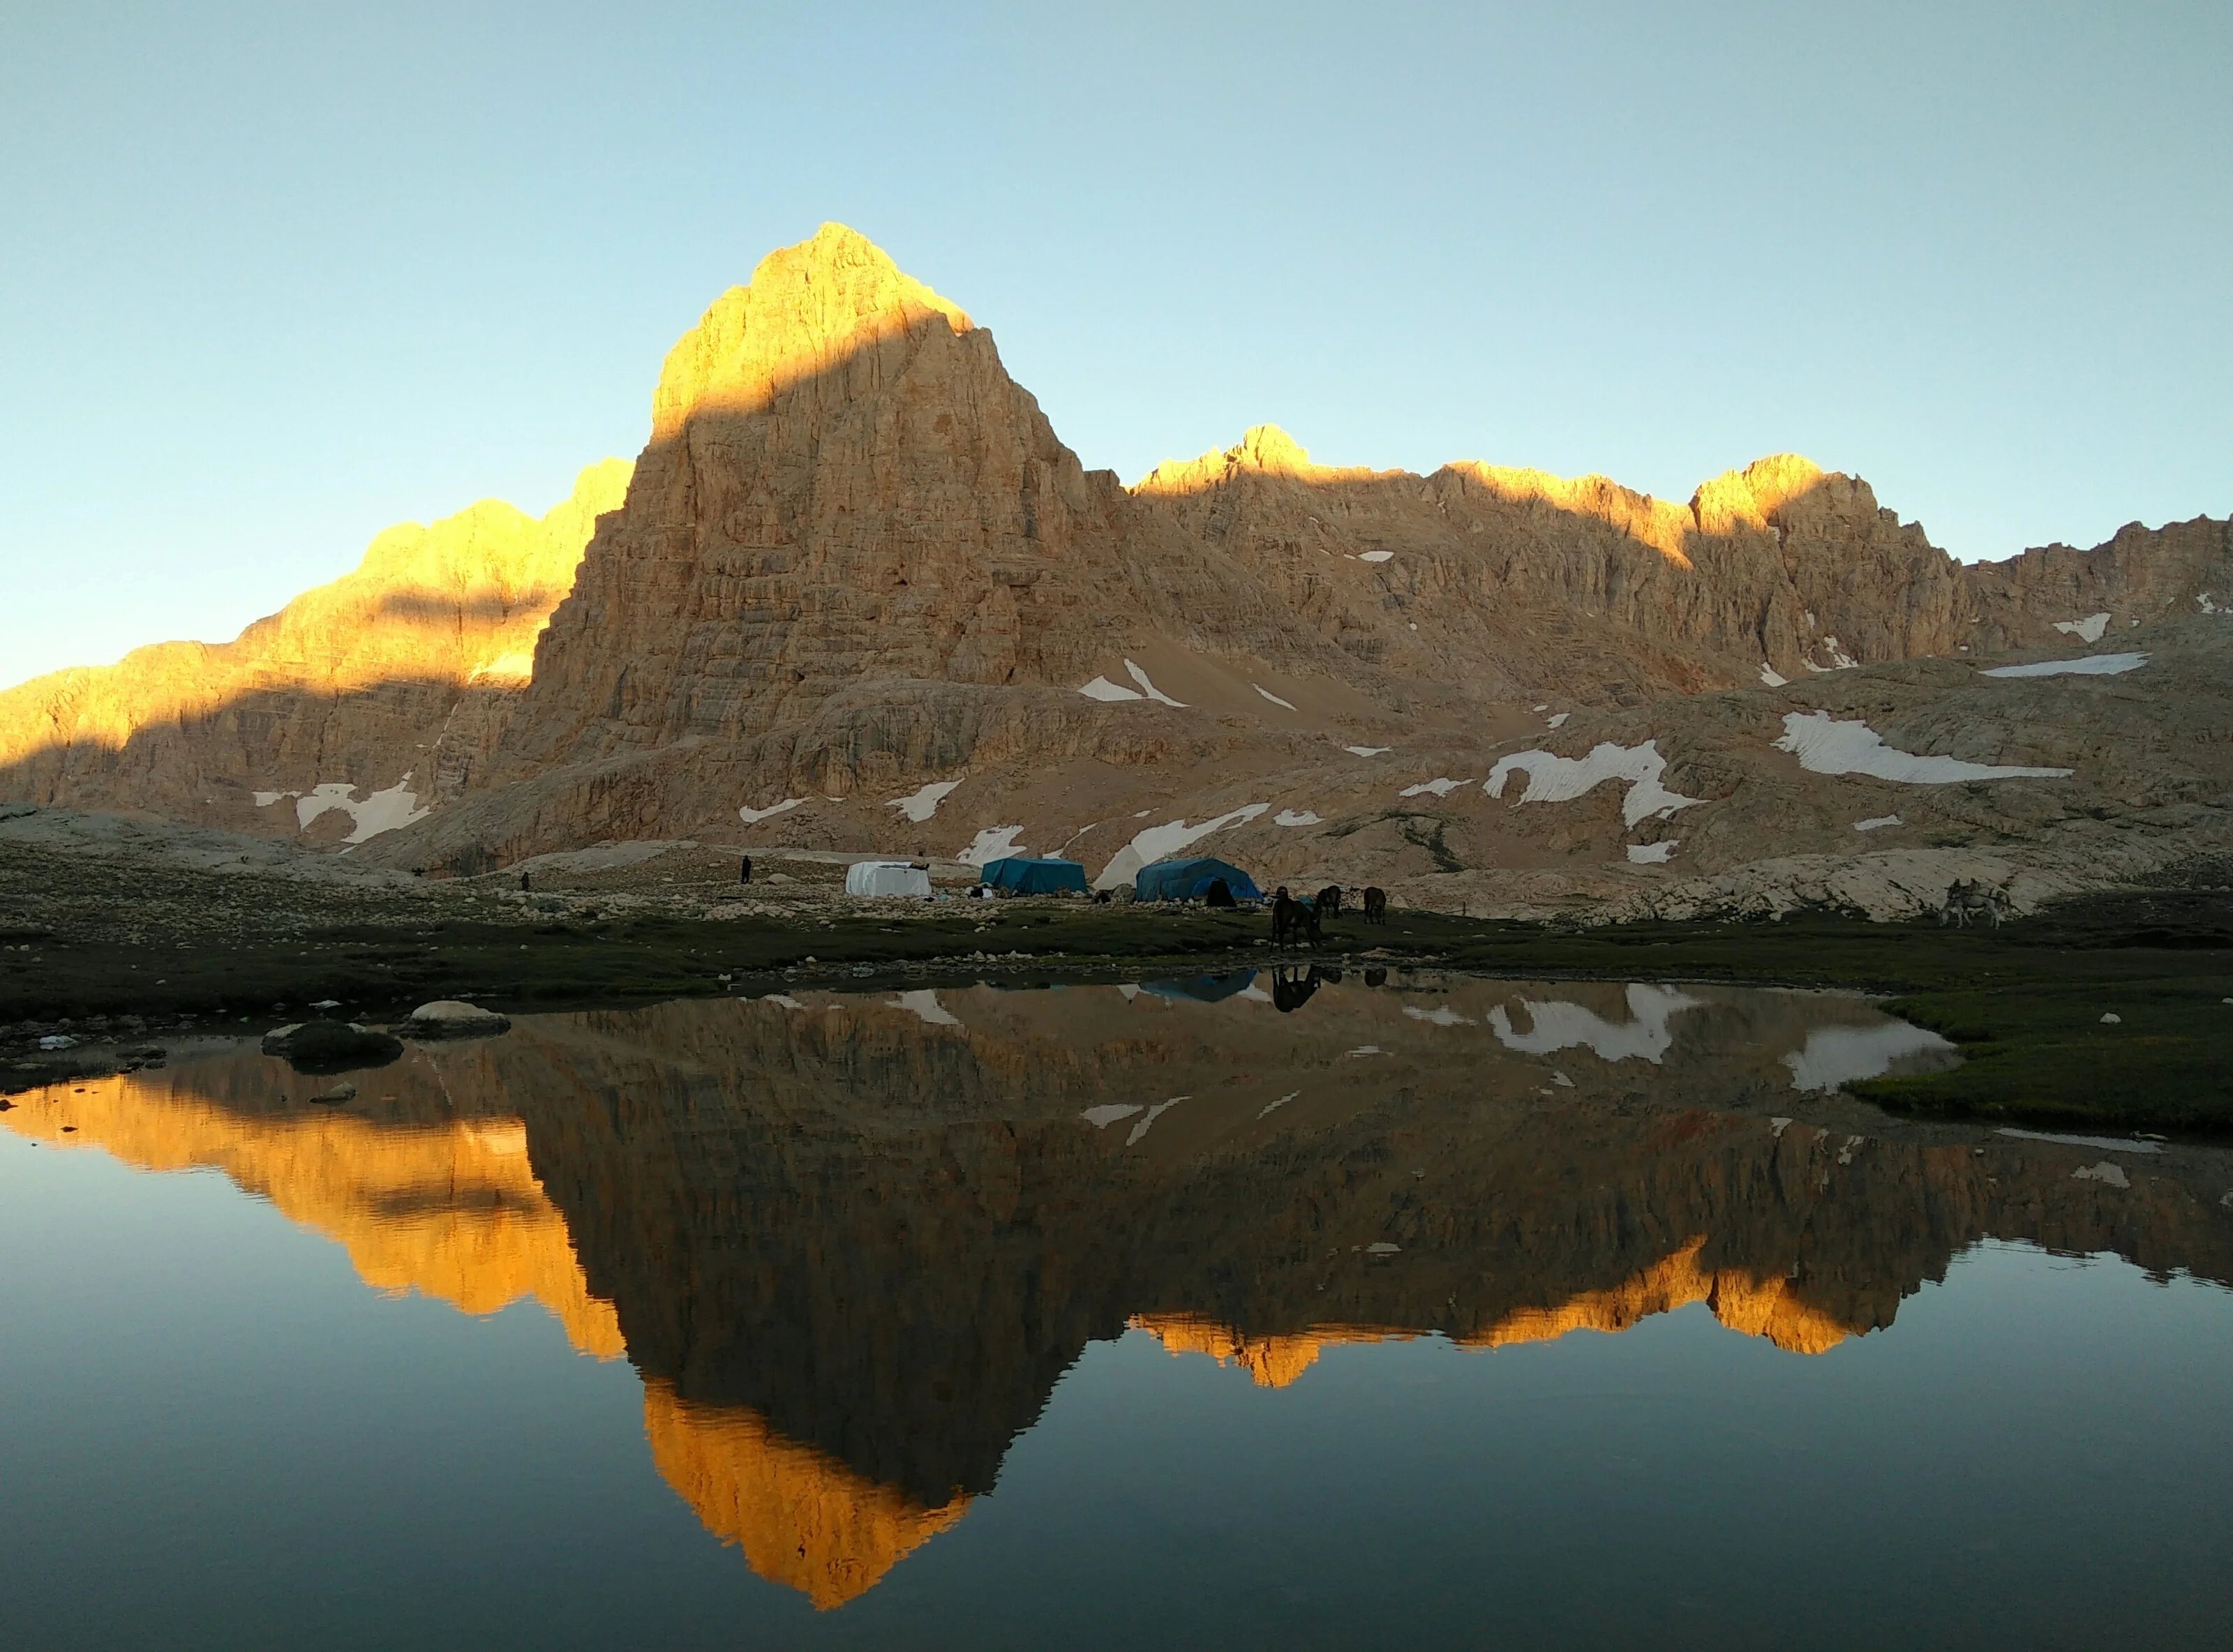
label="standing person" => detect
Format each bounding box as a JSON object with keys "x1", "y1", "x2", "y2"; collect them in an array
[
  {"x1": 740, "y1": 855, "x2": 752, "y2": 885},
  {"x1": 519, "y1": 869, "x2": 531, "y2": 892}
]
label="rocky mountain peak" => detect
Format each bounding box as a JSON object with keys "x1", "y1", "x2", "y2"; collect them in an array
[
  {"x1": 649, "y1": 223, "x2": 975, "y2": 441},
  {"x1": 1689, "y1": 453, "x2": 1830, "y2": 535}
]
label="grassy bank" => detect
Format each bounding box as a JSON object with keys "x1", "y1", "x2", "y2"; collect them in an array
[{"x1": 4, "y1": 891, "x2": 2227, "y2": 1132}]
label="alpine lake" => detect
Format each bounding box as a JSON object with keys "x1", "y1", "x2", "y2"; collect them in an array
[{"x1": 5, "y1": 966, "x2": 2231, "y2": 1649}]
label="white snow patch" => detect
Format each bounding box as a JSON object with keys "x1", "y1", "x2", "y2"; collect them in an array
[
  {"x1": 886, "y1": 779, "x2": 963, "y2": 823},
  {"x1": 1257, "y1": 1090, "x2": 1300, "y2": 1118},
  {"x1": 1253, "y1": 684, "x2": 1298, "y2": 711},
  {"x1": 959, "y1": 825, "x2": 1028, "y2": 866},
  {"x1": 1403, "y1": 1003, "x2": 1475, "y2": 1027},
  {"x1": 252, "y1": 790, "x2": 287, "y2": 808},
  {"x1": 1274, "y1": 809, "x2": 1322, "y2": 827},
  {"x1": 293, "y1": 777, "x2": 431, "y2": 844},
  {"x1": 1488, "y1": 984, "x2": 1703, "y2": 1065},
  {"x1": 1345, "y1": 746, "x2": 1391, "y2": 758},
  {"x1": 1126, "y1": 1096, "x2": 1188, "y2": 1146},
  {"x1": 1399, "y1": 777, "x2": 1469, "y2": 798},
  {"x1": 1345, "y1": 1046, "x2": 1387, "y2": 1058},
  {"x1": 1093, "y1": 804, "x2": 1268, "y2": 890},
  {"x1": 2073, "y1": 1160, "x2": 2130, "y2": 1188},
  {"x1": 1773, "y1": 712, "x2": 2073, "y2": 783},
  {"x1": 1760, "y1": 663, "x2": 1789, "y2": 688},
  {"x1": 1357, "y1": 550, "x2": 1394, "y2": 563},
  {"x1": 739, "y1": 797, "x2": 805, "y2": 824},
  {"x1": 1627, "y1": 841, "x2": 1677, "y2": 864},
  {"x1": 1081, "y1": 1104, "x2": 1142, "y2": 1130},
  {"x1": 761, "y1": 994, "x2": 805, "y2": 1010},
  {"x1": 1545, "y1": 712, "x2": 1571, "y2": 729},
  {"x1": 1078, "y1": 676, "x2": 1143, "y2": 702},
  {"x1": 1486, "y1": 742, "x2": 1701, "y2": 827},
  {"x1": 1116, "y1": 984, "x2": 1141, "y2": 1001},
  {"x1": 1997, "y1": 1127, "x2": 2161, "y2": 1155},
  {"x1": 1770, "y1": 1117, "x2": 1793, "y2": 1137},
  {"x1": 1783, "y1": 1021, "x2": 1956, "y2": 1094},
  {"x1": 1126, "y1": 660, "x2": 1186, "y2": 707},
  {"x1": 888, "y1": 989, "x2": 961, "y2": 1027},
  {"x1": 1854, "y1": 815, "x2": 1903, "y2": 832},
  {"x1": 1981, "y1": 652, "x2": 2146, "y2": 679},
  {"x1": 2054, "y1": 613, "x2": 2112, "y2": 643},
  {"x1": 2201, "y1": 593, "x2": 2223, "y2": 615},
  {"x1": 1364, "y1": 1242, "x2": 1402, "y2": 1254}
]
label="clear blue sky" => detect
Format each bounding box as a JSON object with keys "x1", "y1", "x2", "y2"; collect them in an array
[{"x1": 3, "y1": 1, "x2": 2227, "y2": 687}]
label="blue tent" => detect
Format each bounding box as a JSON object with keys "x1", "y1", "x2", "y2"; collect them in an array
[
  {"x1": 1140, "y1": 969, "x2": 1257, "y2": 1003},
  {"x1": 980, "y1": 855, "x2": 1089, "y2": 896},
  {"x1": 1133, "y1": 856, "x2": 1262, "y2": 903}
]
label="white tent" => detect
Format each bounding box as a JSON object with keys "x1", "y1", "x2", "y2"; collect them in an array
[{"x1": 844, "y1": 860, "x2": 933, "y2": 898}]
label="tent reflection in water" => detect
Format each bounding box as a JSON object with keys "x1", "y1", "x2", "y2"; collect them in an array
[
  {"x1": 978, "y1": 856, "x2": 1089, "y2": 896},
  {"x1": 844, "y1": 860, "x2": 934, "y2": 898},
  {"x1": 1133, "y1": 856, "x2": 1261, "y2": 903}
]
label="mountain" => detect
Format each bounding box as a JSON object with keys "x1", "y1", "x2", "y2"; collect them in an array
[
  {"x1": 3, "y1": 223, "x2": 2228, "y2": 913},
  {"x1": 0, "y1": 460, "x2": 629, "y2": 842}
]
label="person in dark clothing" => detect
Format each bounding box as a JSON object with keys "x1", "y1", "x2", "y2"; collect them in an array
[
  {"x1": 740, "y1": 855, "x2": 752, "y2": 885},
  {"x1": 519, "y1": 869, "x2": 531, "y2": 892}
]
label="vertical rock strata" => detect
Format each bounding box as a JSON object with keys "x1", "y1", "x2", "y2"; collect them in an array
[{"x1": 1, "y1": 221, "x2": 2227, "y2": 899}]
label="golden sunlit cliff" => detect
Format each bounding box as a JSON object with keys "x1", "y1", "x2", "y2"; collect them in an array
[{"x1": 4, "y1": 221, "x2": 2230, "y2": 914}]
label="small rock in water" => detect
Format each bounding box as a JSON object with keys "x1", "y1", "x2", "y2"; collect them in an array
[
  {"x1": 1365, "y1": 1242, "x2": 1403, "y2": 1255},
  {"x1": 308, "y1": 1082, "x2": 357, "y2": 1104},
  {"x1": 37, "y1": 1035, "x2": 76, "y2": 1051},
  {"x1": 2100, "y1": 1012, "x2": 2121, "y2": 1024},
  {"x1": 262, "y1": 1021, "x2": 404, "y2": 1074},
  {"x1": 309, "y1": 999, "x2": 342, "y2": 1010},
  {"x1": 401, "y1": 1000, "x2": 511, "y2": 1040}
]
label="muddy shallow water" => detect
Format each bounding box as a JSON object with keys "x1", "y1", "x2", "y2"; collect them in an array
[{"x1": 4, "y1": 975, "x2": 2230, "y2": 1649}]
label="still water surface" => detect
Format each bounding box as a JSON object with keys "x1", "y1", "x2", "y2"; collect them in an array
[{"x1": 3, "y1": 974, "x2": 2230, "y2": 1649}]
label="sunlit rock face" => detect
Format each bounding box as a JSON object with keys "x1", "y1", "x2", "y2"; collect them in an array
[
  {"x1": 6, "y1": 222, "x2": 2230, "y2": 908},
  {"x1": 0, "y1": 1062, "x2": 622, "y2": 1357},
  {"x1": 0, "y1": 460, "x2": 630, "y2": 842},
  {"x1": 11, "y1": 986, "x2": 2232, "y2": 1606},
  {"x1": 641, "y1": 1383, "x2": 968, "y2": 1610}
]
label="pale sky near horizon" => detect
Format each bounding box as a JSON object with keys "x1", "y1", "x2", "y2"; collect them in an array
[{"x1": 3, "y1": 1, "x2": 2227, "y2": 689}]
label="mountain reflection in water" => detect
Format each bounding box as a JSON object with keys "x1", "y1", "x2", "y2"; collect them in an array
[{"x1": 9, "y1": 975, "x2": 2231, "y2": 1612}]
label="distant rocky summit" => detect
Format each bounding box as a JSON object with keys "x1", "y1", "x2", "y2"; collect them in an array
[{"x1": 3, "y1": 223, "x2": 2228, "y2": 917}]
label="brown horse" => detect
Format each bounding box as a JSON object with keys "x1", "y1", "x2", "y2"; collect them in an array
[{"x1": 1362, "y1": 886, "x2": 1388, "y2": 924}]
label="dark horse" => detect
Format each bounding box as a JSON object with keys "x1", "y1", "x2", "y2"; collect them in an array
[
  {"x1": 1271, "y1": 887, "x2": 1322, "y2": 947},
  {"x1": 1315, "y1": 885, "x2": 1343, "y2": 918},
  {"x1": 1362, "y1": 886, "x2": 1389, "y2": 924}
]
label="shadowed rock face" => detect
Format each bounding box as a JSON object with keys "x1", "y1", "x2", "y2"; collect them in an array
[
  {"x1": 5, "y1": 223, "x2": 2225, "y2": 910},
  {"x1": 13, "y1": 983, "x2": 2230, "y2": 1607}
]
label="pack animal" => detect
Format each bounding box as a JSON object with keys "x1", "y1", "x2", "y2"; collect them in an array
[
  {"x1": 1361, "y1": 886, "x2": 1388, "y2": 925},
  {"x1": 1315, "y1": 885, "x2": 1343, "y2": 919},
  {"x1": 1939, "y1": 878, "x2": 2010, "y2": 929},
  {"x1": 1271, "y1": 887, "x2": 1322, "y2": 947}
]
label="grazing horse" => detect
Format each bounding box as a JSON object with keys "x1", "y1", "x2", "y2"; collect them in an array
[
  {"x1": 1361, "y1": 886, "x2": 1389, "y2": 925},
  {"x1": 1271, "y1": 887, "x2": 1321, "y2": 947},
  {"x1": 1940, "y1": 878, "x2": 2010, "y2": 929},
  {"x1": 1315, "y1": 885, "x2": 1343, "y2": 919}
]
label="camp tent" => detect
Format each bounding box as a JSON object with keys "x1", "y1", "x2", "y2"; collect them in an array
[
  {"x1": 1140, "y1": 969, "x2": 1257, "y2": 1003},
  {"x1": 844, "y1": 860, "x2": 933, "y2": 898},
  {"x1": 1133, "y1": 857, "x2": 1262, "y2": 903},
  {"x1": 980, "y1": 856, "x2": 1089, "y2": 896}
]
